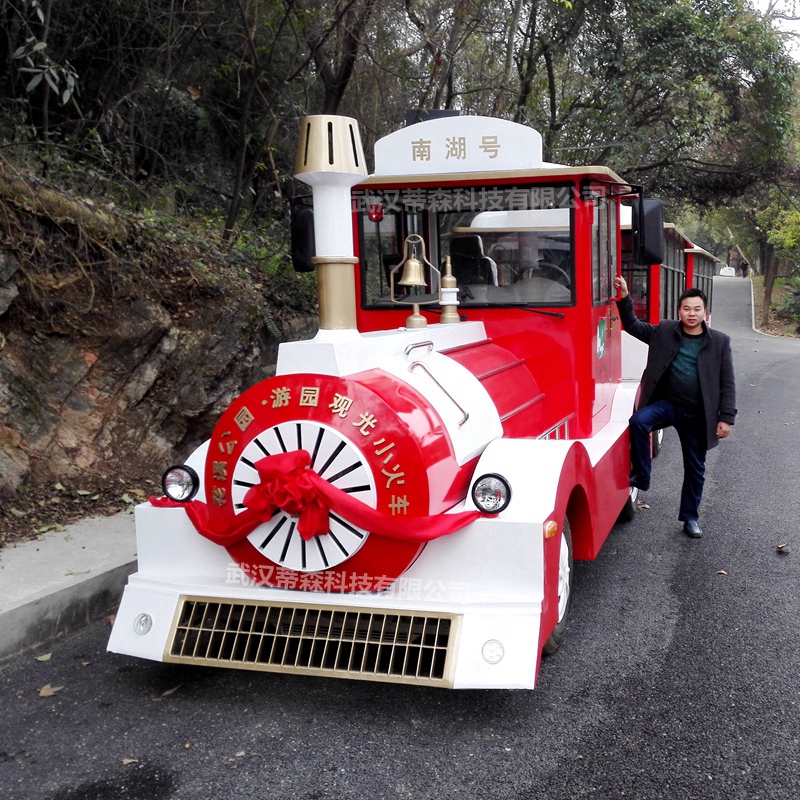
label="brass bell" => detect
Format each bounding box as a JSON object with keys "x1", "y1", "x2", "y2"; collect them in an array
[
  {"x1": 390, "y1": 233, "x2": 440, "y2": 329},
  {"x1": 397, "y1": 255, "x2": 427, "y2": 287}
]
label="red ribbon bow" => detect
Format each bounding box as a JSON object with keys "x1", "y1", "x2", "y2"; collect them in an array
[
  {"x1": 151, "y1": 450, "x2": 483, "y2": 548},
  {"x1": 242, "y1": 450, "x2": 330, "y2": 541}
]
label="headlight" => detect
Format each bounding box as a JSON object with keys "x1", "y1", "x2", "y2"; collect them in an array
[
  {"x1": 471, "y1": 473, "x2": 511, "y2": 514},
  {"x1": 161, "y1": 464, "x2": 200, "y2": 502}
]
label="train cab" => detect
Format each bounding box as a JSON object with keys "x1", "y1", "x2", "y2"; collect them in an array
[{"x1": 348, "y1": 116, "x2": 639, "y2": 442}]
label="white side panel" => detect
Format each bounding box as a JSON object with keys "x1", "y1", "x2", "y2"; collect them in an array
[
  {"x1": 621, "y1": 330, "x2": 648, "y2": 381},
  {"x1": 276, "y1": 321, "x2": 486, "y2": 376},
  {"x1": 133, "y1": 504, "x2": 233, "y2": 582},
  {"x1": 581, "y1": 382, "x2": 638, "y2": 467},
  {"x1": 399, "y1": 517, "x2": 542, "y2": 604},
  {"x1": 469, "y1": 437, "x2": 576, "y2": 524},
  {"x1": 108, "y1": 583, "x2": 177, "y2": 661},
  {"x1": 124, "y1": 505, "x2": 540, "y2": 605}
]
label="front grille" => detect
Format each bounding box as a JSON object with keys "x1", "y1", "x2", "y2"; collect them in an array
[{"x1": 166, "y1": 596, "x2": 460, "y2": 687}]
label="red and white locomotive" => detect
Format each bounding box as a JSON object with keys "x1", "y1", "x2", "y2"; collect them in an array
[{"x1": 108, "y1": 114, "x2": 667, "y2": 689}]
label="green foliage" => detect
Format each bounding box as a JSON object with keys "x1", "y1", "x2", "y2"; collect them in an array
[
  {"x1": 533, "y1": 0, "x2": 797, "y2": 202},
  {"x1": 13, "y1": 39, "x2": 78, "y2": 105},
  {"x1": 1, "y1": 0, "x2": 798, "y2": 243},
  {"x1": 9, "y1": 1, "x2": 79, "y2": 106},
  {"x1": 769, "y1": 208, "x2": 800, "y2": 255},
  {"x1": 775, "y1": 279, "x2": 800, "y2": 321}
]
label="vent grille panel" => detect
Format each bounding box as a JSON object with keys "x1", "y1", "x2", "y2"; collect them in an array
[{"x1": 166, "y1": 597, "x2": 459, "y2": 687}]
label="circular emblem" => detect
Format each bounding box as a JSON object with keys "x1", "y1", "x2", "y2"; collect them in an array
[
  {"x1": 231, "y1": 421, "x2": 377, "y2": 572},
  {"x1": 203, "y1": 372, "x2": 457, "y2": 592}
]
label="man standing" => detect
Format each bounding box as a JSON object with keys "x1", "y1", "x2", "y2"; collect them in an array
[{"x1": 614, "y1": 276, "x2": 737, "y2": 538}]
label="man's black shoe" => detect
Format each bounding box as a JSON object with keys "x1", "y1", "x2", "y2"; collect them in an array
[{"x1": 683, "y1": 520, "x2": 703, "y2": 538}]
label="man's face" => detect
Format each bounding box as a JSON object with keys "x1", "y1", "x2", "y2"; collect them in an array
[{"x1": 679, "y1": 297, "x2": 706, "y2": 333}]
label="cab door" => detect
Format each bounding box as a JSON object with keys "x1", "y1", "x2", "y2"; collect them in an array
[{"x1": 590, "y1": 193, "x2": 621, "y2": 431}]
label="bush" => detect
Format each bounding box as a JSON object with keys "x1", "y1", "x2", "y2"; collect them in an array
[{"x1": 776, "y1": 279, "x2": 800, "y2": 324}]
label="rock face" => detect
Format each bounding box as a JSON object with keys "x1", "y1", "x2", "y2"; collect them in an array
[{"x1": 0, "y1": 252, "x2": 317, "y2": 499}]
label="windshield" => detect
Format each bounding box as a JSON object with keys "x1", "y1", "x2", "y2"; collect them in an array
[{"x1": 355, "y1": 184, "x2": 574, "y2": 308}]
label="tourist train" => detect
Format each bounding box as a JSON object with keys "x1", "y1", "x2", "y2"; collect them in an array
[{"x1": 108, "y1": 113, "x2": 716, "y2": 689}]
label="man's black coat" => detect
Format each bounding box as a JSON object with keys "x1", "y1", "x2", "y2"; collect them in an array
[{"x1": 617, "y1": 294, "x2": 737, "y2": 450}]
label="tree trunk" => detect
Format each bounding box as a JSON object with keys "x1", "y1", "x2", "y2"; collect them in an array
[
  {"x1": 431, "y1": 0, "x2": 469, "y2": 109},
  {"x1": 223, "y1": 0, "x2": 262, "y2": 242},
  {"x1": 760, "y1": 238, "x2": 776, "y2": 328},
  {"x1": 223, "y1": 80, "x2": 255, "y2": 242},
  {"x1": 513, "y1": 2, "x2": 542, "y2": 123},
  {"x1": 491, "y1": 0, "x2": 524, "y2": 116},
  {"x1": 307, "y1": 0, "x2": 378, "y2": 116},
  {"x1": 0, "y1": 159, "x2": 127, "y2": 241}
]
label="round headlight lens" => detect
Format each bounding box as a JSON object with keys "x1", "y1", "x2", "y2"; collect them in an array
[
  {"x1": 471, "y1": 473, "x2": 511, "y2": 514},
  {"x1": 161, "y1": 465, "x2": 199, "y2": 502}
]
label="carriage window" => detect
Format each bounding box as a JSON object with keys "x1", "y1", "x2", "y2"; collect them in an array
[
  {"x1": 692, "y1": 252, "x2": 714, "y2": 307},
  {"x1": 356, "y1": 185, "x2": 574, "y2": 307},
  {"x1": 661, "y1": 231, "x2": 685, "y2": 321}
]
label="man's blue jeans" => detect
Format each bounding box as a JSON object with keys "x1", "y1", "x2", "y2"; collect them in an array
[{"x1": 629, "y1": 399, "x2": 708, "y2": 522}]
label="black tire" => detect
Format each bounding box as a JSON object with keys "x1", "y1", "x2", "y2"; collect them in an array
[
  {"x1": 617, "y1": 485, "x2": 639, "y2": 523},
  {"x1": 543, "y1": 518, "x2": 573, "y2": 655},
  {"x1": 651, "y1": 428, "x2": 664, "y2": 457}
]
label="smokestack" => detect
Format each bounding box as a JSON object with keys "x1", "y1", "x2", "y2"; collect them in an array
[{"x1": 295, "y1": 116, "x2": 367, "y2": 330}]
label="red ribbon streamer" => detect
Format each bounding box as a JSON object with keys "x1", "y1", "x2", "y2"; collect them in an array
[{"x1": 151, "y1": 450, "x2": 482, "y2": 548}]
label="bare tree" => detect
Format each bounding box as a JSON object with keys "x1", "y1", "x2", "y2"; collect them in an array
[{"x1": 300, "y1": 0, "x2": 379, "y2": 114}]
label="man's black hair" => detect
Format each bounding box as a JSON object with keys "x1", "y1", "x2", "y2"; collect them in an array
[{"x1": 677, "y1": 287, "x2": 707, "y2": 309}]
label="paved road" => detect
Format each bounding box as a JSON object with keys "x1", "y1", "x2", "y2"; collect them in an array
[{"x1": 2, "y1": 277, "x2": 799, "y2": 800}]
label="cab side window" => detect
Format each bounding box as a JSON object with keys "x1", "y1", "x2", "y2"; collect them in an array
[{"x1": 592, "y1": 195, "x2": 616, "y2": 305}]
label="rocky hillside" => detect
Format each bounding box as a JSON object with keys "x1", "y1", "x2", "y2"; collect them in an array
[{"x1": 0, "y1": 164, "x2": 317, "y2": 545}]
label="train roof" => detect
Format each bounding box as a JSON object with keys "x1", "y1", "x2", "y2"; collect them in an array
[
  {"x1": 619, "y1": 207, "x2": 719, "y2": 261},
  {"x1": 358, "y1": 164, "x2": 630, "y2": 188},
  {"x1": 359, "y1": 115, "x2": 630, "y2": 189}
]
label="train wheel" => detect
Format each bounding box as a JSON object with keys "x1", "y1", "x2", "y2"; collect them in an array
[
  {"x1": 543, "y1": 518, "x2": 573, "y2": 655},
  {"x1": 651, "y1": 428, "x2": 664, "y2": 457},
  {"x1": 617, "y1": 485, "x2": 639, "y2": 523}
]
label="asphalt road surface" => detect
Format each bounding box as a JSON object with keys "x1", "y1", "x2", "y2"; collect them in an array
[{"x1": 2, "y1": 276, "x2": 799, "y2": 800}]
